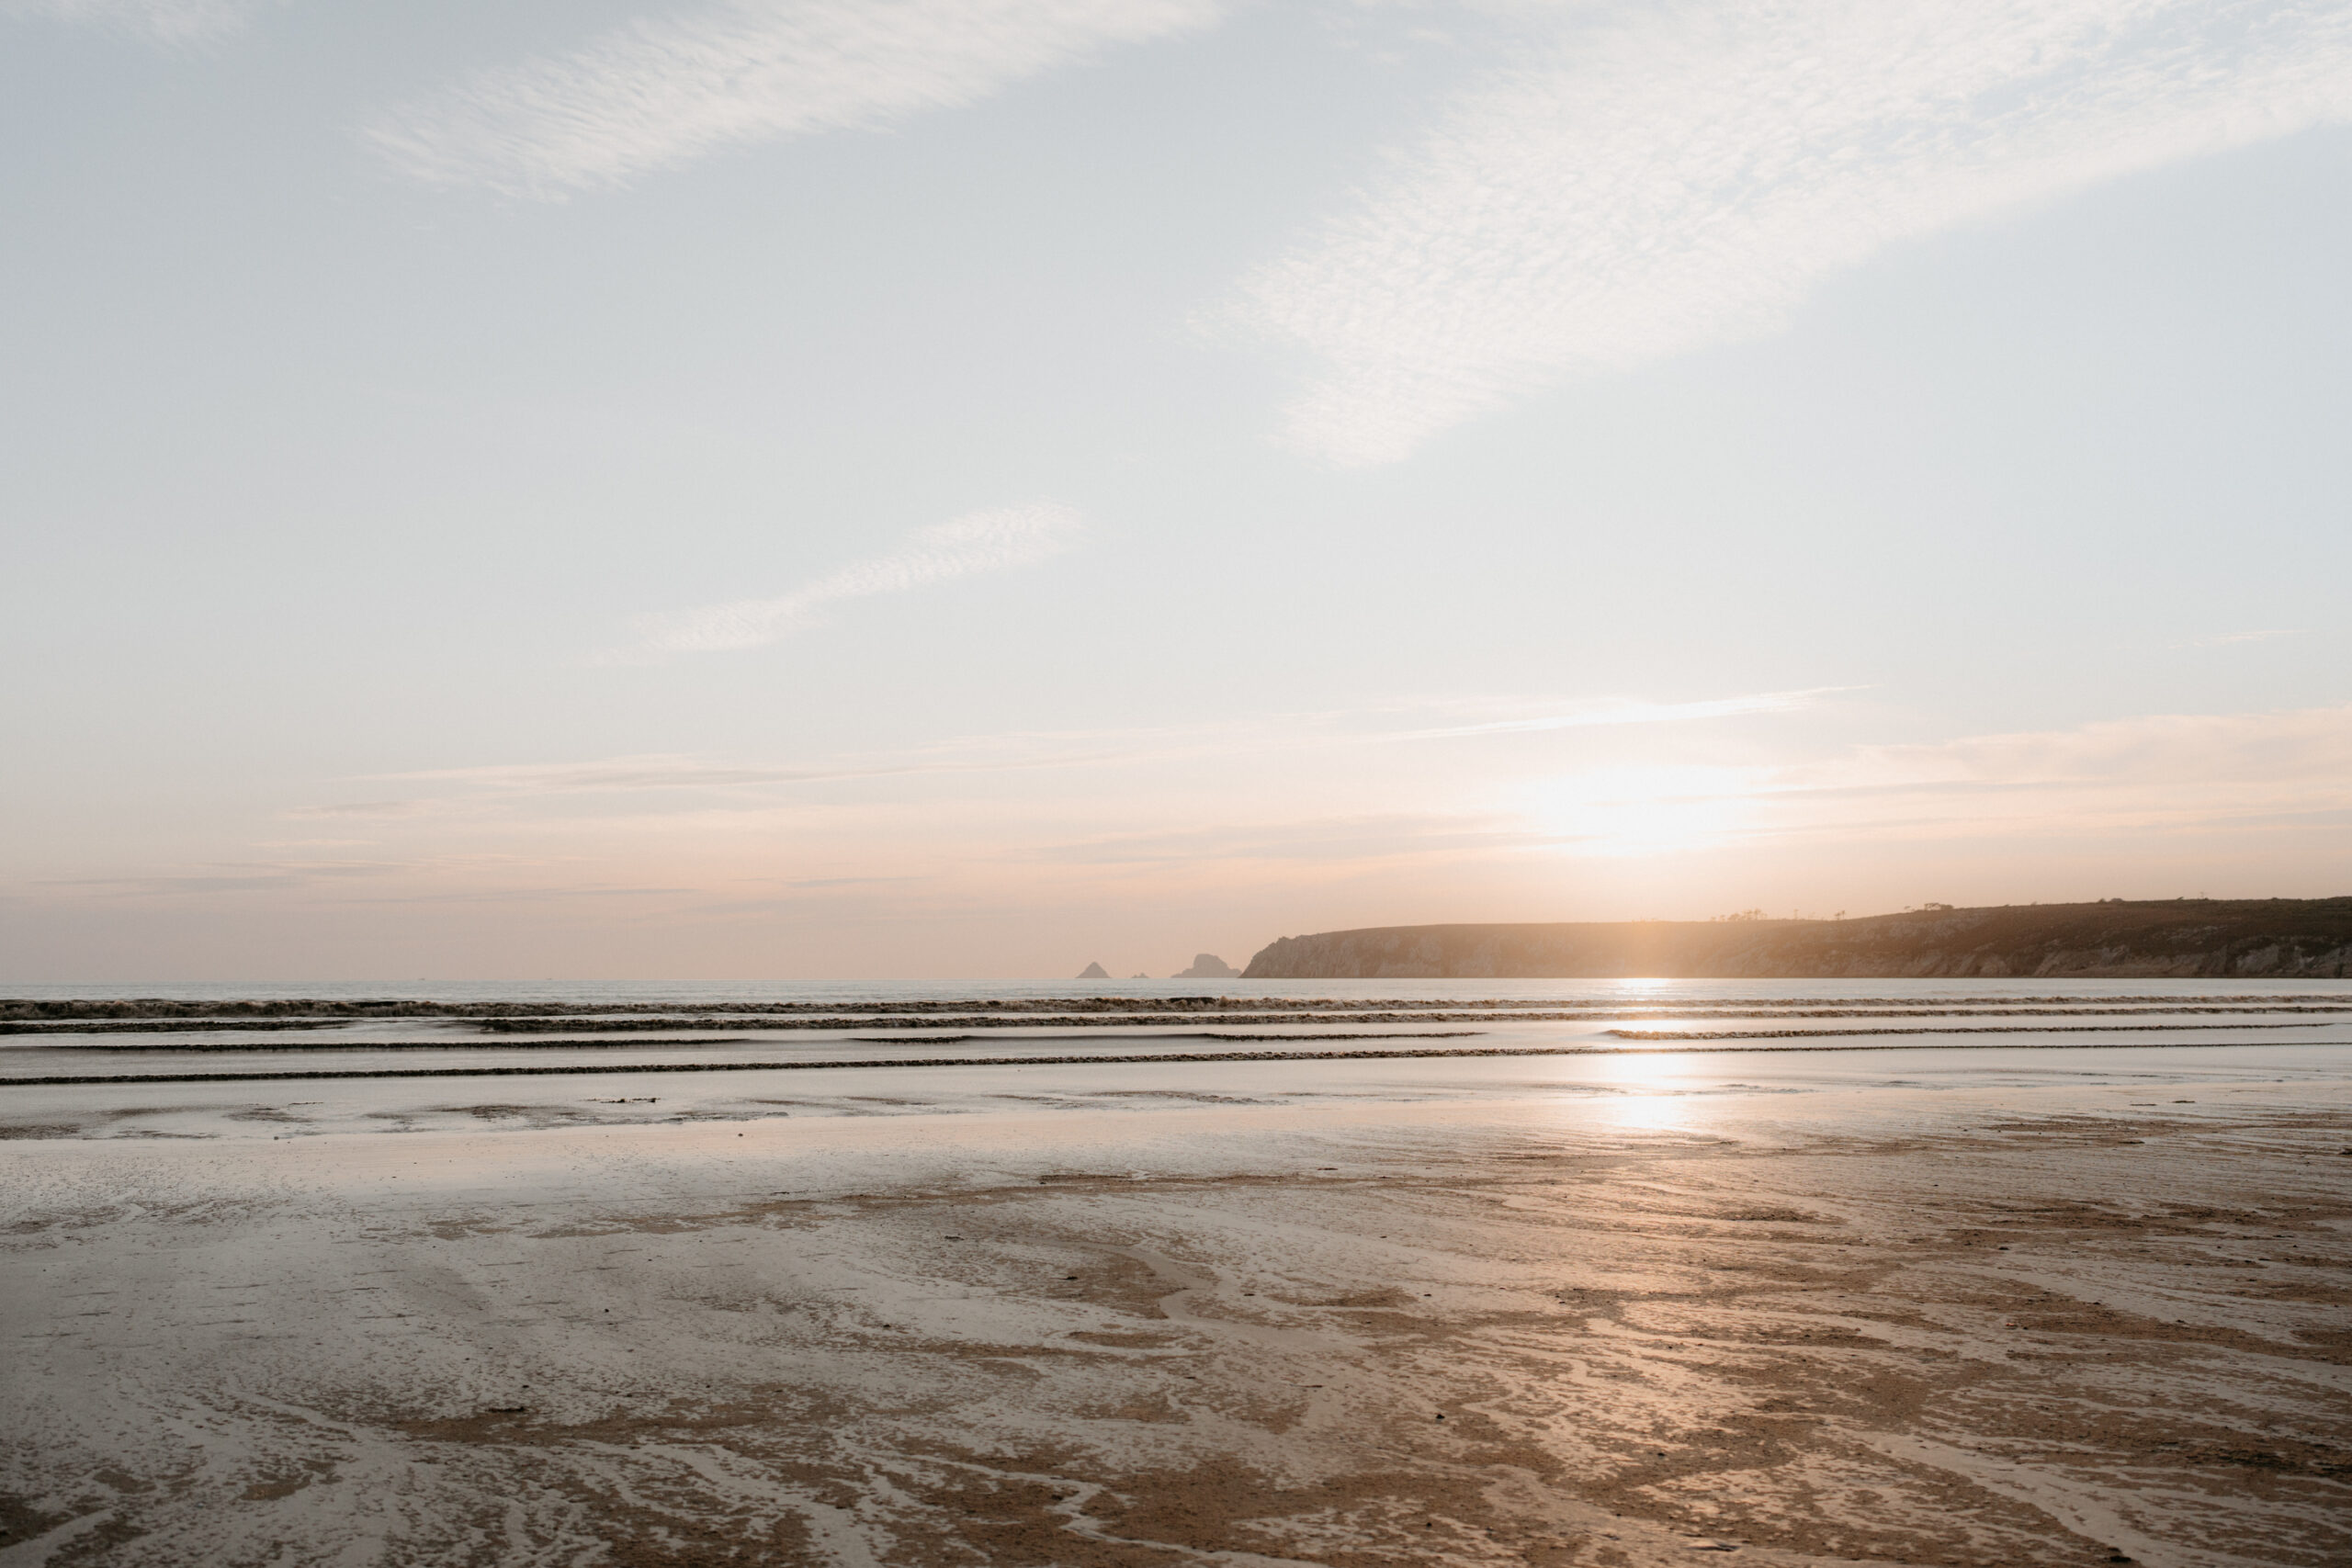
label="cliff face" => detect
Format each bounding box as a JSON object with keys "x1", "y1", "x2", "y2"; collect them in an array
[{"x1": 1241, "y1": 898, "x2": 2352, "y2": 980}]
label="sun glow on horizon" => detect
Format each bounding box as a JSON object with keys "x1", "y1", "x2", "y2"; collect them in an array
[{"x1": 1520, "y1": 764, "x2": 1762, "y2": 857}]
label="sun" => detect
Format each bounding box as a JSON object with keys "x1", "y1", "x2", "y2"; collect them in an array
[{"x1": 1520, "y1": 764, "x2": 1759, "y2": 857}]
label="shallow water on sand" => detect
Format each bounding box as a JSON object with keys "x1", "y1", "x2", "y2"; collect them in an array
[
  {"x1": 4, "y1": 985, "x2": 2349, "y2": 1566},
  {"x1": 6, "y1": 979, "x2": 2349, "y2": 1142},
  {"x1": 10, "y1": 976, "x2": 2352, "y2": 1005}
]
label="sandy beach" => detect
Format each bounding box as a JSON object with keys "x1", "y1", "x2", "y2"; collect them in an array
[{"x1": 5, "y1": 994, "x2": 2349, "y2": 1567}]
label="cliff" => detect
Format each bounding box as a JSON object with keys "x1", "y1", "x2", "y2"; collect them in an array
[{"x1": 1241, "y1": 898, "x2": 2352, "y2": 980}]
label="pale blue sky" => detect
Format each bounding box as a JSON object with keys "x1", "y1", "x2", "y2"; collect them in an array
[{"x1": 4, "y1": 0, "x2": 2348, "y2": 979}]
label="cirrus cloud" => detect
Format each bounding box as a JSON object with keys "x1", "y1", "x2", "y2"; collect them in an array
[
  {"x1": 1231, "y1": 0, "x2": 2352, "y2": 466},
  {"x1": 617, "y1": 502, "x2": 1085, "y2": 658},
  {"x1": 2, "y1": 0, "x2": 278, "y2": 41},
  {"x1": 368, "y1": 0, "x2": 1227, "y2": 197}
]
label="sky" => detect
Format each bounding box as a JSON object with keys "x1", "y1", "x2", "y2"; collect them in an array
[{"x1": 3, "y1": 0, "x2": 2349, "y2": 981}]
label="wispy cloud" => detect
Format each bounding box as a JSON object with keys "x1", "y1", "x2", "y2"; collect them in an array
[
  {"x1": 1613, "y1": 702, "x2": 2352, "y2": 848},
  {"x1": 5, "y1": 0, "x2": 275, "y2": 42},
  {"x1": 1029, "y1": 813, "x2": 1547, "y2": 866},
  {"x1": 1388, "y1": 686, "x2": 1854, "y2": 740},
  {"x1": 361, "y1": 684, "x2": 1844, "y2": 807},
  {"x1": 617, "y1": 502, "x2": 1084, "y2": 659},
  {"x1": 368, "y1": 0, "x2": 1225, "y2": 197},
  {"x1": 41, "y1": 860, "x2": 411, "y2": 896},
  {"x1": 1231, "y1": 0, "x2": 2352, "y2": 465},
  {"x1": 378, "y1": 750, "x2": 1110, "y2": 795},
  {"x1": 282, "y1": 799, "x2": 437, "y2": 819},
  {"x1": 2176, "y1": 627, "x2": 2304, "y2": 649},
  {"x1": 1817, "y1": 703, "x2": 2352, "y2": 801}
]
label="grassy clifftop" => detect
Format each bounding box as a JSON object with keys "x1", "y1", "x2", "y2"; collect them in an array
[{"x1": 1241, "y1": 898, "x2": 2352, "y2": 979}]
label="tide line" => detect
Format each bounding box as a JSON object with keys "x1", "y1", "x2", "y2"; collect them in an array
[{"x1": 8, "y1": 1034, "x2": 2349, "y2": 1088}]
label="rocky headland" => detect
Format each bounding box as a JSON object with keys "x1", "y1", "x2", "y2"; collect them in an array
[{"x1": 1242, "y1": 897, "x2": 2352, "y2": 979}]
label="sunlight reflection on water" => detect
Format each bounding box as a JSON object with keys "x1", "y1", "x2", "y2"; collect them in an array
[{"x1": 1581, "y1": 1048, "x2": 1704, "y2": 1131}]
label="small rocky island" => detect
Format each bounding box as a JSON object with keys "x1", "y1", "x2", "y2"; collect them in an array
[
  {"x1": 1074, "y1": 954, "x2": 1238, "y2": 980},
  {"x1": 1242, "y1": 897, "x2": 2352, "y2": 979}
]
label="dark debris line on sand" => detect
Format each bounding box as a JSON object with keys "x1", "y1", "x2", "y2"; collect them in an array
[
  {"x1": 41, "y1": 1012, "x2": 2352, "y2": 1055},
  {"x1": 8, "y1": 991, "x2": 2352, "y2": 1024},
  {"x1": 12, "y1": 1033, "x2": 2352, "y2": 1087},
  {"x1": 1612, "y1": 1020, "x2": 2352, "y2": 1041}
]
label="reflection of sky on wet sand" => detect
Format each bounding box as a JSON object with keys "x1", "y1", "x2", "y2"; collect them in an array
[
  {"x1": 6, "y1": 1048, "x2": 2348, "y2": 1566},
  {"x1": 6, "y1": 978, "x2": 2348, "y2": 1154},
  {"x1": 6, "y1": 978, "x2": 2349, "y2": 1564},
  {"x1": 1584, "y1": 1049, "x2": 1703, "y2": 1132},
  {"x1": 6, "y1": 1040, "x2": 2350, "y2": 1145}
]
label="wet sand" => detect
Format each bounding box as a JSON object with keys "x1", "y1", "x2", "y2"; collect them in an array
[{"x1": 4, "y1": 1047, "x2": 2349, "y2": 1568}]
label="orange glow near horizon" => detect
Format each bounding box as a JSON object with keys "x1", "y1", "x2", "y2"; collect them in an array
[{"x1": 1521, "y1": 765, "x2": 1760, "y2": 857}]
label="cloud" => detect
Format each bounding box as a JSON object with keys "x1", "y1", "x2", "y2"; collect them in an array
[
  {"x1": 2177, "y1": 627, "x2": 2304, "y2": 649},
  {"x1": 1388, "y1": 686, "x2": 1854, "y2": 740},
  {"x1": 282, "y1": 799, "x2": 437, "y2": 819},
  {"x1": 379, "y1": 684, "x2": 1845, "y2": 806},
  {"x1": 1030, "y1": 813, "x2": 1548, "y2": 865},
  {"x1": 1828, "y1": 703, "x2": 2352, "y2": 795},
  {"x1": 382, "y1": 751, "x2": 1084, "y2": 795},
  {"x1": 368, "y1": 0, "x2": 1225, "y2": 197},
  {"x1": 618, "y1": 502, "x2": 1085, "y2": 657},
  {"x1": 1703, "y1": 702, "x2": 2352, "y2": 845},
  {"x1": 1231, "y1": 0, "x2": 2352, "y2": 465},
  {"x1": 5, "y1": 0, "x2": 274, "y2": 41},
  {"x1": 42, "y1": 860, "x2": 411, "y2": 896}
]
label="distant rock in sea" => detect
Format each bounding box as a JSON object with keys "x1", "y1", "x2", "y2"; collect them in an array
[
  {"x1": 1131, "y1": 973, "x2": 1149, "y2": 979},
  {"x1": 1174, "y1": 953, "x2": 1239, "y2": 978},
  {"x1": 1076, "y1": 962, "x2": 1110, "y2": 980}
]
